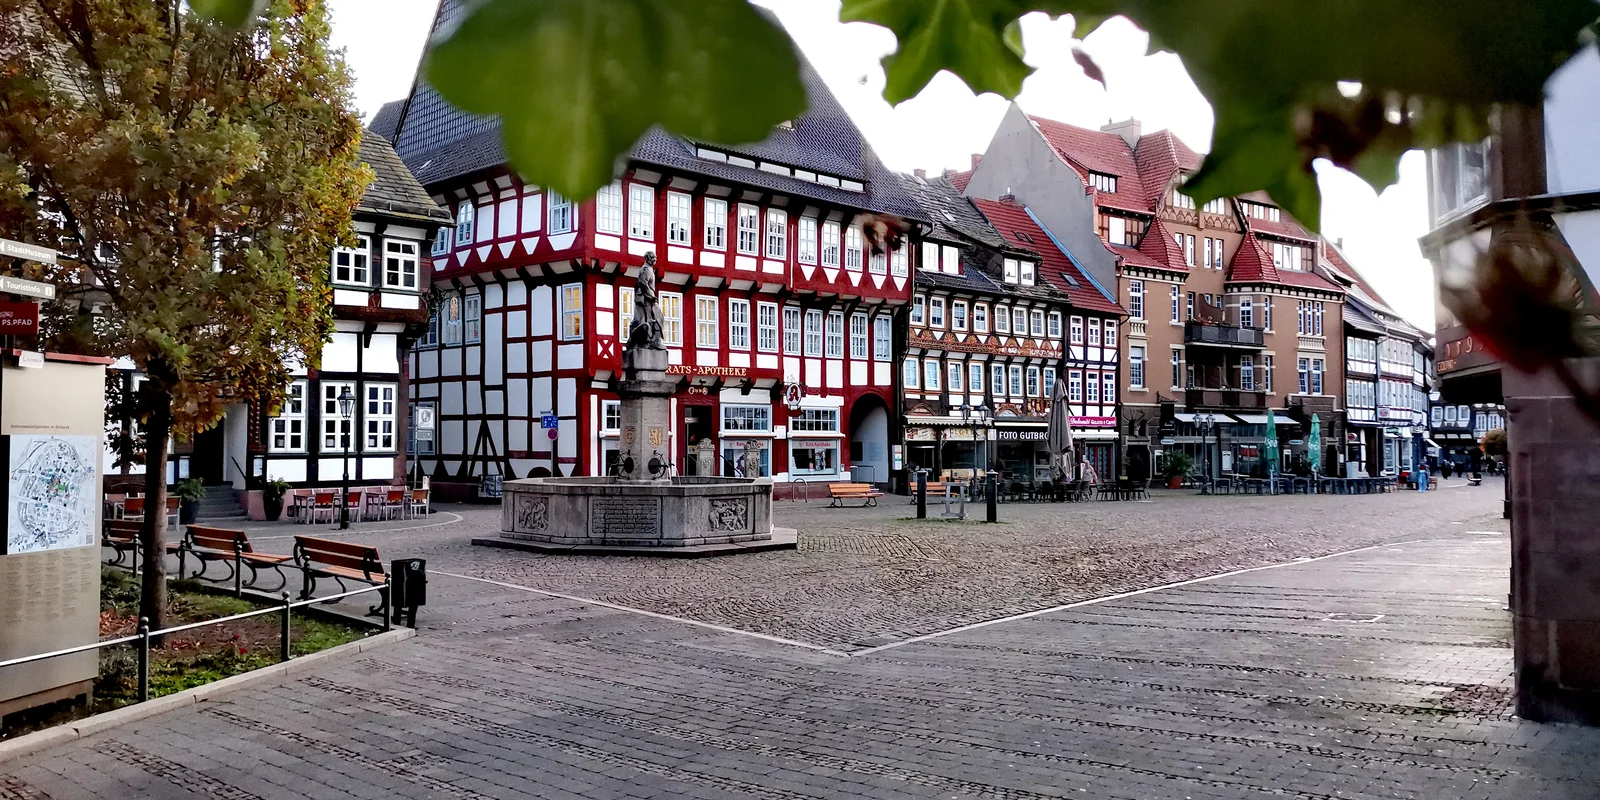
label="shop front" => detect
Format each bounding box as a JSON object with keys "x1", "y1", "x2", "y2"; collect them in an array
[
  {"x1": 901, "y1": 420, "x2": 989, "y2": 482},
  {"x1": 995, "y1": 423, "x2": 1050, "y2": 482},
  {"x1": 1072, "y1": 415, "x2": 1118, "y2": 480}
]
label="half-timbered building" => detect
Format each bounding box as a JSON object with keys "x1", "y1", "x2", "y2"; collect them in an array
[{"x1": 389, "y1": 1, "x2": 925, "y2": 498}]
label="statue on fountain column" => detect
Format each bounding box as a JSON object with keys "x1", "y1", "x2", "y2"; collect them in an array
[{"x1": 627, "y1": 251, "x2": 665, "y2": 351}]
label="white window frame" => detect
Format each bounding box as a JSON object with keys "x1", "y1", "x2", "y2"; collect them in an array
[
  {"x1": 970, "y1": 363, "x2": 984, "y2": 394},
  {"x1": 547, "y1": 190, "x2": 573, "y2": 234},
  {"x1": 1026, "y1": 366, "x2": 1040, "y2": 397},
  {"x1": 804, "y1": 309, "x2": 824, "y2": 356},
  {"x1": 1020, "y1": 260, "x2": 1035, "y2": 286},
  {"x1": 596, "y1": 181, "x2": 623, "y2": 235},
  {"x1": 737, "y1": 204, "x2": 760, "y2": 255},
  {"x1": 1102, "y1": 373, "x2": 1115, "y2": 405},
  {"x1": 666, "y1": 191, "x2": 692, "y2": 245},
  {"x1": 1129, "y1": 346, "x2": 1145, "y2": 389},
  {"x1": 696, "y1": 295, "x2": 719, "y2": 349},
  {"x1": 992, "y1": 364, "x2": 1005, "y2": 396},
  {"x1": 952, "y1": 300, "x2": 968, "y2": 331},
  {"x1": 1048, "y1": 311, "x2": 1062, "y2": 339},
  {"x1": 661, "y1": 292, "x2": 683, "y2": 346},
  {"x1": 1009, "y1": 365, "x2": 1023, "y2": 396},
  {"x1": 1086, "y1": 369, "x2": 1100, "y2": 403},
  {"x1": 995, "y1": 305, "x2": 1010, "y2": 334},
  {"x1": 441, "y1": 292, "x2": 462, "y2": 346},
  {"x1": 821, "y1": 221, "x2": 841, "y2": 267},
  {"x1": 382, "y1": 239, "x2": 419, "y2": 290},
  {"x1": 628, "y1": 184, "x2": 654, "y2": 240},
  {"x1": 559, "y1": 283, "x2": 583, "y2": 341},
  {"x1": 891, "y1": 245, "x2": 907, "y2": 277},
  {"x1": 1103, "y1": 320, "x2": 1116, "y2": 348},
  {"x1": 1031, "y1": 309, "x2": 1045, "y2": 337},
  {"x1": 1069, "y1": 370, "x2": 1083, "y2": 402},
  {"x1": 948, "y1": 361, "x2": 964, "y2": 393},
  {"x1": 924, "y1": 360, "x2": 941, "y2": 391},
  {"x1": 849, "y1": 312, "x2": 869, "y2": 360},
  {"x1": 1128, "y1": 279, "x2": 1144, "y2": 320},
  {"x1": 825, "y1": 310, "x2": 845, "y2": 358},
  {"x1": 904, "y1": 357, "x2": 920, "y2": 389},
  {"x1": 322, "y1": 381, "x2": 356, "y2": 452},
  {"x1": 431, "y1": 226, "x2": 451, "y2": 257},
  {"x1": 873, "y1": 315, "x2": 892, "y2": 361},
  {"x1": 704, "y1": 198, "x2": 727, "y2": 250},
  {"x1": 797, "y1": 217, "x2": 818, "y2": 264},
  {"x1": 364, "y1": 383, "x2": 398, "y2": 452},
  {"x1": 269, "y1": 381, "x2": 307, "y2": 453},
  {"x1": 1003, "y1": 258, "x2": 1019, "y2": 284},
  {"x1": 929, "y1": 296, "x2": 945, "y2": 328},
  {"x1": 973, "y1": 304, "x2": 988, "y2": 333},
  {"x1": 728, "y1": 299, "x2": 751, "y2": 350},
  {"x1": 332, "y1": 234, "x2": 371, "y2": 286},
  {"x1": 1070, "y1": 316, "x2": 1083, "y2": 344},
  {"x1": 757, "y1": 302, "x2": 779, "y2": 353},
  {"x1": 844, "y1": 225, "x2": 864, "y2": 271},
  {"x1": 455, "y1": 200, "x2": 474, "y2": 245},
  {"x1": 765, "y1": 209, "x2": 787, "y2": 260},
  {"x1": 464, "y1": 293, "x2": 482, "y2": 344},
  {"x1": 783, "y1": 306, "x2": 802, "y2": 355}
]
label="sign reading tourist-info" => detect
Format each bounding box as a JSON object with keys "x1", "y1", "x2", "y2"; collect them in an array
[{"x1": 7, "y1": 435, "x2": 98, "y2": 554}]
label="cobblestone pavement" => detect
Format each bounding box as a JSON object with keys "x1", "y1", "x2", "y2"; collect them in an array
[{"x1": 9, "y1": 503, "x2": 1600, "y2": 799}]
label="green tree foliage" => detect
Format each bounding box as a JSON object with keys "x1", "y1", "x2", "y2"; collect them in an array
[{"x1": 0, "y1": 0, "x2": 369, "y2": 630}]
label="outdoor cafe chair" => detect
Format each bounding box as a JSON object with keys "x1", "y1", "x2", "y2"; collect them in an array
[
  {"x1": 407, "y1": 488, "x2": 430, "y2": 519},
  {"x1": 121, "y1": 495, "x2": 145, "y2": 521},
  {"x1": 380, "y1": 489, "x2": 407, "y2": 521},
  {"x1": 307, "y1": 491, "x2": 335, "y2": 525}
]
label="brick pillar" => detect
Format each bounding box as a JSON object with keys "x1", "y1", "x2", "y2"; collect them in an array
[{"x1": 1507, "y1": 359, "x2": 1600, "y2": 724}]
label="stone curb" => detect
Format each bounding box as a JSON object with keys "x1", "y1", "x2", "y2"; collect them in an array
[{"x1": 0, "y1": 627, "x2": 415, "y2": 764}]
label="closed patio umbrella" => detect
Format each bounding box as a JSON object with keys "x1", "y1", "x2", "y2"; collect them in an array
[
  {"x1": 1264, "y1": 409, "x2": 1280, "y2": 492},
  {"x1": 1047, "y1": 374, "x2": 1076, "y2": 481},
  {"x1": 1308, "y1": 414, "x2": 1323, "y2": 477}
]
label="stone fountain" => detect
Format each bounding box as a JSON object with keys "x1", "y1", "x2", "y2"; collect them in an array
[{"x1": 476, "y1": 252, "x2": 795, "y2": 556}]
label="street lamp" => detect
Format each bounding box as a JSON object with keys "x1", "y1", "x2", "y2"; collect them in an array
[
  {"x1": 338, "y1": 386, "x2": 354, "y2": 530},
  {"x1": 1196, "y1": 413, "x2": 1216, "y2": 485}
]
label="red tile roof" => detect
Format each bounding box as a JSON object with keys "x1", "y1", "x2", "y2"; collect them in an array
[
  {"x1": 1136, "y1": 217, "x2": 1190, "y2": 273},
  {"x1": 1227, "y1": 232, "x2": 1343, "y2": 292},
  {"x1": 971, "y1": 197, "x2": 1125, "y2": 316},
  {"x1": 944, "y1": 168, "x2": 973, "y2": 192},
  {"x1": 1027, "y1": 115, "x2": 1149, "y2": 214},
  {"x1": 1320, "y1": 240, "x2": 1389, "y2": 307},
  {"x1": 1131, "y1": 130, "x2": 1202, "y2": 208},
  {"x1": 1239, "y1": 190, "x2": 1315, "y2": 241},
  {"x1": 1105, "y1": 242, "x2": 1163, "y2": 269}
]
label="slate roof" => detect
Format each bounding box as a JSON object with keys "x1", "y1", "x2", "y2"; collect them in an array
[
  {"x1": 1343, "y1": 298, "x2": 1387, "y2": 335},
  {"x1": 971, "y1": 198, "x2": 1124, "y2": 315},
  {"x1": 367, "y1": 99, "x2": 405, "y2": 143},
  {"x1": 896, "y1": 173, "x2": 1006, "y2": 248},
  {"x1": 356, "y1": 134, "x2": 450, "y2": 223},
  {"x1": 390, "y1": 0, "x2": 923, "y2": 222}
]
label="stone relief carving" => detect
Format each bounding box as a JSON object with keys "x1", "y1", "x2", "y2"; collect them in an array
[
  {"x1": 707, "y1": 498, "x2": 748, "y2": 532},
  {"x1": 515, "y1": 494, "x2": 549, "y2": 532}
]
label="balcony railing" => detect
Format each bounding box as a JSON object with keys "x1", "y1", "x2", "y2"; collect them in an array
[
  {"x1": 1185, "y1": 322, "x2": 1265, "y2": 348},
  {"x1": 1185, "y1": 388, "x2": 1268, "y2": 410}
]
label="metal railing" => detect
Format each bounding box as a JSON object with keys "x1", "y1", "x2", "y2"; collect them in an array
[{"x1": 0, "y1": 582, "x2": 390, "y2": 704}]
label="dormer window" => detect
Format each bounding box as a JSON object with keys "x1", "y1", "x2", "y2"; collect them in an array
[
  {"x1": 1020, "y1": 260, "x2": 1035, "y2": 286},
  {"x1": 431, "y1": 227, "x2": 450, "y2": 257},
  {"x1": 1202, "y1": 198, "x2": 1229, "y2": 214},
  {"x1": 1001, "y1": 257, "x2": 1035, "y2": 286},
  {"x1": 1243, "y1": 201, "x2": 1282, "y2": 222},
  {"x1": 1170, "y1": 190, "x2": 1195, "y2": 210},
  {"x1": 1089, "y1": 172, "x2": 1117, "y2": 193},
  {"x1": 454, "y1": 201, "x2": 474, "y2": 245},
  {"x1": 332, "y1": 235, "x2": 371, "y2": 286}
]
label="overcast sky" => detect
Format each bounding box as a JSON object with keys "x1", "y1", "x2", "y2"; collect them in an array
[{"x1": 327, "y1": 0, "x2": 1436, "y2": 329}]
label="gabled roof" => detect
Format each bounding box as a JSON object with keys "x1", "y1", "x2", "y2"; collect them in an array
[
  {"x1": 1239, "y1": 190, "x2": 1315, "y2": 241},
  {"x1": 356, "y1": 134, "x2": 450, "y2": 224},
  {"x1": 1226, "y1": 232, "x2": 1280, "y2": 283},
  {"x1": 896, "y1": 172, "x2": 1006, "y2": 249},
  {"x1": 367, "y1": 99, "x2": 405, "y2": 143},
  {"x1": 391, "y1": 0, "x2": 923, "y2": 221},
  {"x1": 1027, "y1": 115, "x2": 1148, "y2": 213},
  {"x1": 1105, "y1": 243, "x2": 1163, "y2": 269},
  {"x1": 945, "y1": 168, "x2": 973, "y2": 191},
  {"x1": 1343, "y1": 299, "x2": 1387, "y2": 336},
  {"x1": 1132, "y1": 130, "x2": 1202, "y2": 208},
  {"x1": 971, "y1": 198, "x2": 1124, "y2": 316},
  {"x1": 1136, "y1": 217, "x2": 1190, "y2": 273}
]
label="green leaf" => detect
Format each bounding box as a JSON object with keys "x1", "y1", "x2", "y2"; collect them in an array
[
  {"x1": 426, "y1": 0, "x2": 806, "y2": 200},
  {"x1": 188, "y1": 0, "x2": 269, "y2": 29},
  {"x1": 841, "y1": 0, "x2": 1040, "y2": 104}
]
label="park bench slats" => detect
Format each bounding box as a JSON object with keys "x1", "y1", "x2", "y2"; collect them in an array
[{"x1": 827, "y1": 483, "x2": 883, "y2": 508}]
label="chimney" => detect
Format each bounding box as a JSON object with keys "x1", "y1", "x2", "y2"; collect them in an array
[
  {"x1": 971, "y1": 153, "x2": 983, "y2": 169},
  {"x1": 913, "y1": 168, "x2": 926, "y2": 180},
  {"x1": 942, "y1": 168, "x2": 955, "y2": 179},
  {"x1": 1335, "y1": 237, "x2": 1344, "y2": 251},
  {"x1": 1100, "y1": 118, "x2": 1142, "y2": 148},
  {"x1": 998, "y1": 187, "x2": 1016, "y2": 205}
]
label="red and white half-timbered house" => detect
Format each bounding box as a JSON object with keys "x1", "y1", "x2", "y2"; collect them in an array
[{"x1": 384, "y1": 1, "x2": 926, "y2": 498}]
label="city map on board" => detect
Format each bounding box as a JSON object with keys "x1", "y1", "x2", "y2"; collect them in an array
[{"x1": 7, "y1": 434, "x2": 98, "y2": 554}]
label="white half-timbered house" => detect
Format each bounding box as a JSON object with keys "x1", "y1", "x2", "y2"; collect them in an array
[{"x1": 387, "y1": 0, "x2": 927, "y2": 499}]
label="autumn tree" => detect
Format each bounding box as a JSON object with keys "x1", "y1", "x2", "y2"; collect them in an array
[{"x1": 0, "y1": 0, "x2": 370, "y2": 630}]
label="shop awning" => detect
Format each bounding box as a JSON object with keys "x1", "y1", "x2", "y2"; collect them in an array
[
  {"x1": 1173, "y1": 413, "x2": 1201, "y2": 422},
  {"x1": 1425, "y1": 438, "x2": 1444, "y2": 450},
  {"x1": 1074, "y1": 429, "x2": 1119, "y2": 441},
  {"x1": 994, "y1": 420, "x2": 1048, "y2": 428},
  {"x1": 1228, "y1": 413, "x2": 1297, "y2": 426}
]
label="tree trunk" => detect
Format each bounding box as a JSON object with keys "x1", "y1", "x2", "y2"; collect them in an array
[{"x1": 139, "y1": 390, "x2": 173, "y2": 636}]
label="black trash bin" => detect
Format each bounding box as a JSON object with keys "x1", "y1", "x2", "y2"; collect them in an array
[{"x1": 390, "y1": 558, "x2": 426, "y2": 627}]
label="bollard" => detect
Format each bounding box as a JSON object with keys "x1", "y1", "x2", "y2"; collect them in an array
[
  {"x1": 915, "y1": 471, "x2": 927, "y2": 520},
  {"x1": 381, "y1": 576, "x2": 393, "y2": 633},
  {"x1": 137, "y1": 617, "x2": 151, "y2": 703},
  {"x1": 280, "y1": 592, "x2": 292, "y2": 663},
  {"x1": 234, "y1": 536, "x2": 245, "y2": 598},
  {"x1": 986, "y1": 473, "x2": 998, "y2": 523}
]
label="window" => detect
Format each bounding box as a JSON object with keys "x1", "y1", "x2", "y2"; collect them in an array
[
  {"x1": 383, "y1": 239, "x2": 418, "y2": 289},
  {"x1": 1432, "y1": 140, "x2": 1489, "y2": 222},
  {"x1": 1086, "y1": 370, "x2": 1100, "y2": 403},
  {"x1": 790, "y1": 407, "x2": 839, "y2": 433},
  {"x1": 619, "y1": 287, "x2": 634, "y2": 325},
  {"x1": 602, "y1": 401, "x2": 622, "y2": 432},
  {"x1": 1087, "y1": 318, "x2": 1101, "y2": 346},
  {"x1": 704, "y1": 198, "x2": 727, "y2": 250},
  {"x1": 1128, "y1": 280, "x2": 1144, "y2": 320},
  {"x1": 1043, "y1": 368, "x2": 1056, "y2": 396},
  {"x1": 321, "y1": 382, "x2": 355, "y2": 451},
  {"x1": 721, "y1": 404, "x2": 772, "y2": 432},
  {"x1": 737, "y1": 204, "x2": 760, "y2": 255},
  {"x1": 929, "y1": 297, "x2": 945, "y2": 328},
  {"x1": 1171, "y1": 190, "x2": 1195, "y2": 210},
  {"x1": 890, "y1": 245, "x2": 907, "y2": 276},
  {"x1": 757, "y1": 302, "x2": 779, "y2": 353},
  {"x1": 728, "y1": 299, "x2": 751, "y2": 350},
  {"x1": 992, "y1": 364, "x2": 1005, "y2": 396},
  {"x1": 970, "y1": 363, "x2": 983, "y2": 393},
  {"x1": 995, "y1": 305, "x2": 1010, "y2": 334},
  {"x1": 1129, "y1": 346, "x2": 1145, "y2": 389},
  {"x1": 849, "y1": 313, "x2": 869, "y2": 359},
  {"x1": 661, "y1": 292, "x2": 683, "y2": 346},
  {"x1": 596, "y1": 182, "x2": 623, "y2": 234},
  {"x1": 560, "y1": 284, "x2": 583, "y2": 340},
  {"x1": 1240, "y1": 355, "x2": 1255, "y2": 391},
  {"x1": 420, "y1": 305, "x2": 439, "y2": 348},
  {"x1": 804, "y1": 309, "x2": 824, "y2": 356},
  {"x1": 904, "y1": 358, "x2": 920, "y2": 389},
  {"x1": 464, "y1": 294, "x2": 482, "y2": 343},
  {"x1": 441, "y1": 293, "x2": 462, "y2": 345},
  {"x1": 949, "y1": 362, "x2": 964, "y2": 393},
  {"x1": 920, "y1": 241, "x2": 938, "y2": 272},
  {"x1": 1019, "y1": 260, "x2": 1035, "y2": 286},
  {"x1": 1202, "y1": 237, "x2": 1212, "y2": 270},
  {"x1": 1047, "y1": 312, "x2": 1062, "y2": 338},
  {"x1": 1090, "y1": 171, "x2": 1117, "y2": 193},
  {"x1": 547, "y1": 190, "x2": 572, "y2": 233},
  {"x1": 941, "y1": 245, "x2": 959, "y2": 274},
  {"x1": 1203, "y1": 198, "x2": 1228, "y2": 214},
  {"x1": 625, "y1": 185, "x2": 654, "y2": 239},
  {"x1": 455, "y1": 200, "x2": 474, "y2": 245},
  {"x1": 1298, "y1": 357, "x2": 1310, "y2": 394},
  {"x1": 1108, "y1": 216, "x2": 1127, "y2": 245},
  {"x1": 1070, "y1": 316, "x2": 1083, "y2": 344},
  {"x1": 1171, "y1": 349, "x2": 1183, "y2": 387},
  {"x1": 332, "y1": 235, "x2": 370, "y2": 285},
  {"x1": 1103, "y1": 321, "x2": 1116, "y2": 348},
  {"x1": 269, "y1": 382, "x2": 306, "y2": 452},
  {"x1": 765, "y1": 209, "x2": 787, "y2": 259},
  {"x1": 1239, "y1": 299, "x2": 1253, "y2": 329},
  {"x1": 1170, "y1": 285, "x2": 1181, "y2": 323},
  {"x1": 1013, "y1": 308, "x2": 1026, "y2": 335},
  {"x1": 1069, "y1": 370, "x2": 1083, "y2": 402},
  {"x1": 789, "y1": 439, "x2": 839, "y2": 476},
  {"x1": 696, "y1": 296, "x2": 718, "y2": 348},
  {"x1": 826, "y1": 311, "x2": 845, "y2": 358},
  {"x1": 1181, "y1": 234, "x2": 1196, "y2": 266},
  {"x1": 1030, "y1": 310, "x2": 1045, "y2": 337},
  {"x1": 667, "y1": 191, "x2": 691, "y2": 244},
  {"x1": 1003, "y1": 258, "x2": 1019, "y2": 284},
  {"x1": 1009, "y1": 365, "x2": 1023, "y2": 396},
  {"x1": 1102, "y1": 373, "x2": 1115, "y2": 405},
  {"x1": 1263, "y1": 354, "x2": 1274, "y2": 392},
  {"x1": 1263, "y1": 298, "x2": 1273, "y2": 330},
  {"x1": 783, "y1": 306, "x2": 801, "y2": 354},
  {"x1": 1432, "y1": 406, "x2": 1444, "y2": 427},
  {"x1": 821, "y1": 221, "x2": 841, "y2": 267},
  {"x1": 364, "y1": 384, "x2": 397, "y2": 450},
  {"x1": 1208, "y1": 238, "x2": 1224, "y2": 268},
  {"x1": 869, "y1": 248, "x2": 886, "y2": 276},
  {"x1": 1187, "y1": 292, "x2": 1195, "y2": 321},
  {"x1": 952, "y1": 301, "x2": 968, "y2": 331},
  {"x1": 798, "y1": 217, "x2": 818, "y2": 264},
  {"x1": 911, "y1": 295, "x2": 925, "y2": 325},
  {"x1": 1026, "y1": 366, "x2": 1040, "y2": 397},
  {"x1": 1445, "y1": 405, "x2": 1458, "y2": 424},
  {"x1": 873, "y1": 315, "x2": 892, "y2": 361},
  {"x1": 925, "y1": 359, "x2": 941, "y2": 391},
  {"x1": 432, "y1": 227, "x2": 451, "y2": 257},
  {"x1": 845, "y1": 225, "x2": 864, "y2": 270},
  {"x1": 974, "y1": 304, "x2": 988, "y2": 333},
  {"x1": 1311, "y1": 358, "x2": 1324, "y2": 394}
]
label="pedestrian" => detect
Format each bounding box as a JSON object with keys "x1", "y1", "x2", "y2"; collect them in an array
[{"x1": 1440, "y1": 461, "x2": 1452, "y2": 480}]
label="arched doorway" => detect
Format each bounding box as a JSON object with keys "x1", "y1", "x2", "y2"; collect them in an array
[{"x1": 849, "y1": 395, "x2": 890, "y2": 487}]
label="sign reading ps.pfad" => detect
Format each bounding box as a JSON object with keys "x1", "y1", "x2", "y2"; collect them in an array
[{"x1": 0, "y1": 301, "x2": 39, "y2": 335}]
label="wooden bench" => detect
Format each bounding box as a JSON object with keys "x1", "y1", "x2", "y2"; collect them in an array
[
  {"x1": 293, "y1": 535, "x2": 388, "y2": 617},
  {"x1": 178, "y1": 526, "x2": 293, "y2": 593},
  {"x1": 908, "y1": 481, "x2": 964, "y2": 502},
  {"x1": 102, "y1": 519, "x2": 185, "y2": 573},
  {"x1": 826, "y1": 483, "x2": 883, "y2": 508}
]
